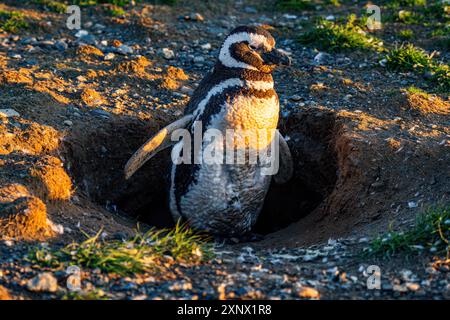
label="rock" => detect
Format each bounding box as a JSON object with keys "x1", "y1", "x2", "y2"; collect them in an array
[
  {"x1": 26, "y1": 273, "x2": 58, "y2": 293},
  {"x1": 193, "y1": 56, "x2": 205, "y2": 64},
  {"x1": 393, "y1": 284, "x2": 408, "y2": 293},
  {"x1": 244, "y1": 6, "x2": 257, "y2": 14},
  {"x1": 161, "y1": 48, "x2": 175, "y2": 60},
  {"x1": 282, "y1": 14, "x2": 297, "y2": 20},
  {"x1": 116, "y1": 44, "x2": 133, "y2": 55},
  {"x1": 189, "y1": 13, "x2": 204, "y2": 22},
  {"x1": 303, "y1": 254, "x2": 318, "y2": 262},
  {"x1": 200, "y1": 43, "x2": 212, "y2": 50},
  {"x1": 180, "y1": 86, "x2": 194, "y2": 95},
  {"x1": 90, "y1": 109, "x2": 111, "y2": 119},
  {"x1": 63, "y1": 120, "x2": 73, "y2": 126},
  {"x1": 296, "y1": 285, "x2": 320, "y2": 299},
  {"x1": 379, "y1": 59, "x2": 387, "y2": 67},
  {"x1": 0, "y1": 109, "x2": 20, "y2": 118},
  {"x1": 8, "y1": 53, "x2": 21, "y2": 59},
  {"x1": 104, "y1": 52, "x2": 115, "y2": 61},
  {"x1": 423, "y1": 71, "x2": 434, "y2": 80},
  {"x1": 406, "y1": 283, "x2": 420, "y2": 291},
  {"x1": 21, "y1": 37, "x2": 37, "y2": 45},
  {"x1": 371, "y1": 181, "x2": 384, "y2": 189},
  {"x1": 78, "y1": 34, "x2": 97, "y2": 46},
  {"x1": 313, "y1": 52, "x2": 333, "y2": 65},
  {"x1": 169, "y1": 281, "x2": 193, "y2": 291},
  {"x1": 325, "y1": 15, "x2": 336, "y2": 21},
  {"x1": 93, "y1": 23, "x2": 105, "y2": 31},
  {"x1": 289, "y1": 94, "x2": 302, "y2": 102},
  {"x1": 75, "y1": 30, "x2": 89, "y2": 38},
  {"x1": 38, "y1": 40, "x2": 55, "y2": 48},
  {"x1": 55, "y1": 40, "x2": 68, "y2": 51},
  {"x1": 408, "y1": 201, "x2": 418, "y2": 208}
]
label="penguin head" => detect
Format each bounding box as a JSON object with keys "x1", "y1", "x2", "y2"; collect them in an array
[{"x1": 218, "y1": 25, "x2": 291, "y2": 73}]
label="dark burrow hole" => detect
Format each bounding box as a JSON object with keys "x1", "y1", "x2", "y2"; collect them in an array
[{"x1": 63, "y1": 109, "x2": 338, "y2": 238}]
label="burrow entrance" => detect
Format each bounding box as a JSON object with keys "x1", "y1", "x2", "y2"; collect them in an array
[{"x1": 62, "y1": 109, "x2": 339, "y2": 239}]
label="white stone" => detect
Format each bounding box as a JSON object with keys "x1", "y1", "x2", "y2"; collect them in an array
[
  {"x1": 162, "y1": 48, "x2": 175, "y2": 59},
  {"x1": 0, "y1": 109, "x2": 20, "y2": 118},
  {"x1": 75, "y1": 30, "x2": 88, "y2": 38}
]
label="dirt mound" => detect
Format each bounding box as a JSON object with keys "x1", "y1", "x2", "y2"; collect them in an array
[
  {"x1": 29, "y1": 156, "x2": 73, "y2": 201},
  {"x1": 0, "y1": 285, "x2": 11, "y2": 300},
  {"x1": 160, "y1": 66, "x2": 189, "y2": 90},
  {"x1": 404, "y1": 91, "x2": 450, "y2": 116},
  {"x1": 80, "y1": 88, "x2": 106, "y2": 107},
  {"x1": 76, "y1": 45, "x2": 104, "y2": 58},
  {"x1": 115, "y1": 56, "x2": 152, "y2": 74},
  {"x1": 0, "y1": 184, "x2": 53, "y2": 241}
]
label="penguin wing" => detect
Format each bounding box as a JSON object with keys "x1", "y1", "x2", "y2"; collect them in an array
[
  {"x1": 273, "y1": 131, "x2": 293, "y2": 184},
  {"x1": 124, "y1": 114, "x2": 194, "y2": 179}
]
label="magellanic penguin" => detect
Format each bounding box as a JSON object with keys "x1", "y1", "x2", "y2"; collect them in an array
[{"x1": 124, "y1": 25, "x2": 293, "y2": 238}]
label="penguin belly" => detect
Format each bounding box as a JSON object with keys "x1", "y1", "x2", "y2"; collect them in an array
[{"x1": 170, "y1": 92, "x2": 279, "y2": 236}]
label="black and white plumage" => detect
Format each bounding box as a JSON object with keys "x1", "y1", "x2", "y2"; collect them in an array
[{"x1": 125, "y1": 26, "x2": 293, "y2": 237}]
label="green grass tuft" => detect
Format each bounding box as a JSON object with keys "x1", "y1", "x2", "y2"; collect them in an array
[
  {"x1": 363, "y1": 206, "x2": 450, "y2": 258},
  {"x1": 397, "y1": 10, "x2": 424, "y2": 24},
  {"x1": 298, "y1": 17, "x2": 384, "y2": 52},
  {"x1": 73, "y1": 0, "x2": 133, "y2": 6},
  {"x1": 63, "y1": 289, "x2": 108, "y2": 300},
  {"x1": 34, "y1": 0, "x2": 68, "y2": 13},
  {"x1": 276, "y1": 0, "x2": 315, "y2": 10},
  {"x1": 398, "y1": 29, "x2": 414, "y2": 40},
  {"x1": 405, "y1": 85, "x2": 430, "y2": 96},
  {"x1": 386, "y1": 43, "x2": 450, "y2": 91},
  {"x1": 386, "y1": 43, "x2": 433, "y2": 71},
  {"x1": 29, "y1": 223, "x2": 213, "y2": 276},
  {"x1": 108, "y1": 5, "x2": 126, "y2": 16},
  {"x1": 0, "y1": 10, "x2": 28, "y2": 33}
]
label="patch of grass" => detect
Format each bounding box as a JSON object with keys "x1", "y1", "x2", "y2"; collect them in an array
[
  {"x1": 298, "y1": 16, "x2": 384, "y2": 52},
  {"x1": 387, "y1": 0, "x2": 427, "y2": 8},
  {"x1": 73, "y1": 0, "x2": 132, "y2": 6},
  {"x1": 433, "y1": 36, "x2": 450, "y2": 51},
  {"x1": 325, "y1": 0, "x2": 341, "y2": 6},
  {"x1": 276, "y1": 0, "x2": 315, "y2": 10},
  {"x1": 405, "y1": 85, "x2": 430, "y2": 96},
  {"x1": 424, "y1": 1, "x2": 450, "y2": 20},
  {"x1": 397, "y1": 9, "x2": 425, "y2": 24},
  {"x1": 398, "y1": 29, "x2": 414, "y2": 39},
  {"x1": 108, "y1": 5, "x2": 126, "y2": 16},
  {"x1": 29, "y1": 223, "x2": 213, "y2": 276},
  {"x1": 386, "y1": 43, "x2": 450, "y2": 91},
  {"x1": 386, "y1": 44, "x2": 433, "y2": 71},
  {"x1": 63, "y1": 289, "x2": 108, "y2": 300},
  {"x1": 0, "y1": 10, "x2": 28, "y2": 33},
  {"x1": 34, "y1": 0, "x2": 68, "y2": 13},
  {"x1": 363, "y1": 206, "x2": 450, "y2": 258},
  {"x1": 386, "y1": 1, "x2": 449, "y2": 26},
  {"x1": 156, "y1": 0, "x2": 178, "y2": 5},
  {"x1": 72, "y1": 0, "x2": 175, "y2": 6}
]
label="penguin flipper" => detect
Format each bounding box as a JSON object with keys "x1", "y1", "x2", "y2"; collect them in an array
[
  {"x1": 273, "y1": 132, "x2": 293, "y2": 184},
  {"x1": 124, "y1": 114, "x2": 193, "y2": 179}
]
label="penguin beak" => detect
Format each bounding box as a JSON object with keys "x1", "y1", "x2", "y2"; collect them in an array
[{"x1": 262, "y1": 48, "x2": 292, "y2": 67}]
